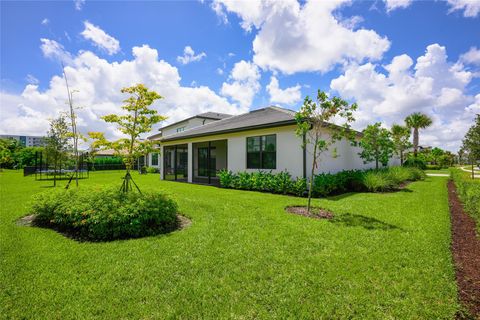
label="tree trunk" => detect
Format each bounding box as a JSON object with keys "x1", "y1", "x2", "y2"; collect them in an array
[
  {"x1": 400, "y1": 150, "x2": 404, "y2": 165},
  {"x1": 472, "y1": 160, "x2": 475, "y2": 180},
  {"x1": 307, "y1": 140, "x2": 318, "y2": 214},
  {"x1": 413, "y1": 128, "x2": 419, "y2": 158}
]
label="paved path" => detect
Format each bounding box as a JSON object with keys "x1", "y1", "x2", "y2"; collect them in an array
[
  {"x1": 460, "y1": 166, "x2": 480, "y2": 178},
  {"x1": 427, "y1": 173, "x2": 450, "y2": 177}
]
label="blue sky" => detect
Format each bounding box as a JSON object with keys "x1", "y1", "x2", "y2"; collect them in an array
[{"x1": 1, "y1": 0, "x2": 479, "y2": 150}]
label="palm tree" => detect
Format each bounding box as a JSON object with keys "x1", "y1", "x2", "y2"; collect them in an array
[{"x1": 405, "y1": 112, "x2": 433, "y2": 158}]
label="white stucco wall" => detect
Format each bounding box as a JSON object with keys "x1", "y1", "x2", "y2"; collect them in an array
[
  {"x1": 161, "y1": 118, "x2": 219, "y2": 137},
  {"x1": 159, "y1": 124, "x2": 401, "y2": 182}
]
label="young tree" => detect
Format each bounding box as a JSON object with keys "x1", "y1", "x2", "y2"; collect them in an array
[
  {"x1": 359, "y1": 122, "x2": 395, "y2": 169},
  {"x1": 405, "y1": 112, "x2": 433, "y2": 158},
  {"x1": 89, "y1": 84, "x2": 165, "y2": 192},
  {"x1": 295, "y1": 90, "x2": 357, "y2": 213},
  {"x1": 390, "y1": 124, "x2": 411, "y2": 165},
  {"x1": 45, "y1": 115, "x2": 71, "y2": 187},
  {"x1": 461, "y1": 114, "x2": 480, "y2": 179},
  {"x1": 430, "y1": 147, "x2": 444, "y2": 165}
]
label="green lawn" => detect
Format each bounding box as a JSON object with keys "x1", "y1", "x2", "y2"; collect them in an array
[{"x1": 0, "y1": 170, "x2": 459, "y2": 319}]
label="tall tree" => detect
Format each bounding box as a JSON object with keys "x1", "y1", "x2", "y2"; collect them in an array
[
  {"x1": 45, "y1": 115, "x2": 71, "y2": 187},
  {"x1": 405, "y1": 112, "x2": 432, "y2": 158},
  {"x1": 295, "y1": 90, "x2": 357, "y2": 213},
  {"x1": 391, "y1": 124, "x2": 411, "y2": 164},
  {"x1": 461, "y1": 114, "x2": 480, "y2": 179},
  {"x1": 89, "y1": 84, "x2": 165, "y2": 192},
  {"x1": 359, "y1": 122, "x2": 395, "y2": 169}
]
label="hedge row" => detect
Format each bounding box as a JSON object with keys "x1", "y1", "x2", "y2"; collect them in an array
[
  {"x1": 451, "y1": 169, "x2": 480, "y2": 233},
  {"x1": 218, "y1": 167, "x2": 426, "y2": 197}
]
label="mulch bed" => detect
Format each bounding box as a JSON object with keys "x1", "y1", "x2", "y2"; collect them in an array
[
  {"x1": 285, "y1": 206, "x2": 334, "y2": 219},
  {"x1": 448, "y1": 180, "x2": 480, "y2": 319},
  {"x1": 17, "y1": 214, "x2": 192, "y2": 241}
]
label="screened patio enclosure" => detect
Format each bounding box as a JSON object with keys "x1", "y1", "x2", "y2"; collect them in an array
[
  {"x1": 193, "y1": 140, "x2": 227, "y2": 184},
  {"x1": 163, "y1": 144, "x2": 188, "y2": 181}
]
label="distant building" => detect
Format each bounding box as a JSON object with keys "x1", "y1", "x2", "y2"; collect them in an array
[{"x1": 0, "y1": 135, "x2": 45, "y2": 147}]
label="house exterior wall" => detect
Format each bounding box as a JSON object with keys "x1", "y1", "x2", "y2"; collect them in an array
[{"x1": 160, "y1": 124, "x2": 401, "y2": 182}]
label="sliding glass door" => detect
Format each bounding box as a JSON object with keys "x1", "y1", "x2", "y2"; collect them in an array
[{"x1": 163, "y1": 144, "x2": 188, "y2": 181}]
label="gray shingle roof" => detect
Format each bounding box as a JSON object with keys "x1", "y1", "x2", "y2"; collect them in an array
[{"x1": 160, "y1": 106, "x2": 297, "y2": 142}]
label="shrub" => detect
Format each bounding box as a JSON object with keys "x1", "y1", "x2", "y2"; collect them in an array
[
  {"x1": 31, "y1": 186, "x2": 178, "y2": 241},
  {"x1": 145, "y1": 166, "x2": 159, "y2": 174},
  {"x1": 403, "y1": 158, "x2": 427, "y2": 170},
  {"x1": 273, "y1": 171, "x2": 294, "y2": 194},
  {"x1": 218, "y1": 170, "x2": 235, "y2": 188},
  {"x1": 291, "y1": 178, "x2": 307, "y2": 197},
  {"x1": 312, "y1": 173, "x2": 340, "y2": 197},
  {"x1": 407, "y1": 167, "x2": 426, "y2": 181},
  {"x1": 386, "y1": 166, "x2": 412, "y2": 185},
  {"x1": 362, "y1": 171, "x2": 396, "y2": 192},
  {"x1": 426, "y1": 164, "x2": 442, "y2": 170},
  {"x1": 451, "y1": 169, "x2": 480, "y2": 233}
]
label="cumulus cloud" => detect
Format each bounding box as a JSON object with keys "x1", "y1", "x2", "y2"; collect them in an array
[
  {"x1": 266, "y1": 76, "x2": 301, "y2": 105},
  {"x1": 221, "y1": 60, "x2": 260, "y2": 108},
  {"x1": 460, "y1": 47, "x2": 480, "y2": 65},
  {"x1": 40, "y1": 38, "x2": 73, "y2": 64},
  {"x1": 176, "y1": 46, "x2": 206, "y2": 65},
  {"x1": 384, "y1": 0, "x2": 412, "y2": 12},
  {"x1": 211, "y1": 0, "x2": 390, "y2": 74},
  {"x1": 0, "y1": 45, "x2": 245, "y2": 139},
  {"x1": 447, "y1": 0, "x2": 480, "y2": 17},
  {"x1": 330, "y1": 44, "x2": 476, "y2": 151},
  {"x1": 80, "y1": 21, "x2": 120, "y2": 55}
]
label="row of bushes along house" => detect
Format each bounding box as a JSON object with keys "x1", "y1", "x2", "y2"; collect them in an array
[{"x1": 218, "y1": 166, "x2": 426, "y2": 197}]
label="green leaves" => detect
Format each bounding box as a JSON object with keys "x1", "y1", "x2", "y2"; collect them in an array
[
  {"x1": 88, "y1": 84, "x2": 165, "y2": 173},
  {"x1": 359, "y1": 122, "x2": 395, "y2": 169}
]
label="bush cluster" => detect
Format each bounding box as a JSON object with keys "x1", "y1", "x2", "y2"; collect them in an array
[
  {"x1": 31, "y1": 186, "x2": 178, "y2": 241},
  {"x1": 403, "y1": 158, "x2": 427, "y2": 169},
  {"x1": 218, "y1": 170, "x2": 307, "y2": 196},
  {"x1": 219, "y1": 167, "x2": 425, "y2": 197},
  {"x1": 451, "y1": 169, "x2": 480, "y2": 232}
]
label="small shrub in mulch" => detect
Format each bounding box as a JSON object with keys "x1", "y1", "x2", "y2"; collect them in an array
[
  {"x1": 285, "y1": 206, "x2": 334, "y2": 219},
  {"x1": 448, "y1": 180, "x2": 480, "y2": 319}
]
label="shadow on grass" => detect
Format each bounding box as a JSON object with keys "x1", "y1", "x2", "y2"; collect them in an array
[{"x1": 329, "y1": 213, "x2": 402, "y2": 231}]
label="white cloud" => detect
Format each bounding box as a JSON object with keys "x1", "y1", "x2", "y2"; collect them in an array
[
  {"x1": 41, "y1": 18, "x2": 49, "y2": 25},
  {"x1": 266, "y1": 76, "x2": 301, "y2": 105},
  {"x1": 460, "y1": 47, "x2": 480, "y2": 65},
  {"x1": 330, "y1": 43, "x2": 476, "y2": 151},
  {"x1": 0, "y1": 45, "x2": 245, "y2": 140},
  {"x1": 176, "y1": 46, "x2": 207, "y2": 65},
  {"x1": 447, "y1": 0, "x2": 480, "y2": 17},
  {"x1": 80, "y1": 21, "x2": 120, "y2": 55},
  {"x1": 216, "y1": 68, "x2": 224, "y2": 75},
  {"x1": 211, "y1": 0, "x2": 390, "y2": 74},
  {"x1": 74, "y1": 0, "x2": 85, "y2": 11},
  {"x1": 221, "y1": 60, "x2": 260, "y2": 108},
  {"x1": 384, "y1": 0, "x2": 412, "y2": 12},
  {"x1": 40, "y1": 38, "x2": 73, "y2": 64},
  {"x1": 25, "y1": 74, "x2": 39, "y2": 85}
]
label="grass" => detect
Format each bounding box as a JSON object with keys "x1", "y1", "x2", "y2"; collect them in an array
[{"x1": 0, "y1": 170, "x2": 459, "y2": 319}]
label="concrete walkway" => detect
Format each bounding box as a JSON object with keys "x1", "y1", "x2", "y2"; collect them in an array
[
  {"x1": 460, "y1": 166, "x2": 480, "y2": 178},
  {"x1": 427, "y1": 173, "x2": 450, "y2": 177}
]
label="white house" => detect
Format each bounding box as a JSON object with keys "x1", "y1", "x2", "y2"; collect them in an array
[{"x1": 147, "y1": 106, "x2": 400, "y2": 184}]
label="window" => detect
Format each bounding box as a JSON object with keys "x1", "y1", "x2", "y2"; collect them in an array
[
  {"x1": 176, "y1": 127, "x2": 185, "y2": 133},
  {"x1": 151, "y1": 153, "x2": 159, "y2": 166},
  {"x1": 246, "y1": 134, "x2": 276, "y2": 169}
]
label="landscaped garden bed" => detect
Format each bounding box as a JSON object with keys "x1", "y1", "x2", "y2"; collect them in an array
[
  {"x1": 30, "y1": 186, "x2": 179, "y2": 241},
  {"x1": 447, "y1": 179, "x2": 480, "y2": 318},
  {"x1": 218, "y1": 166, "x2": 425, "y2": 197}
]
